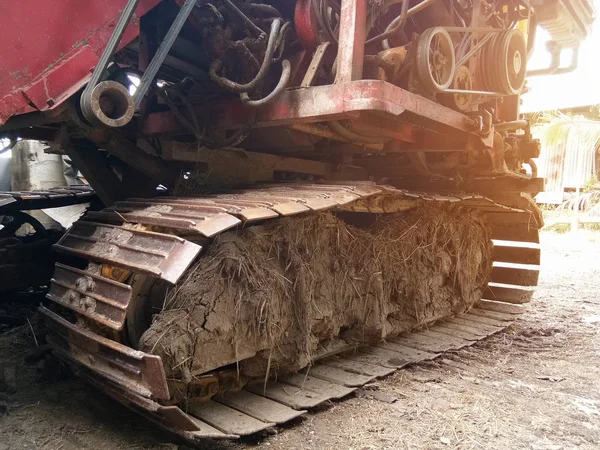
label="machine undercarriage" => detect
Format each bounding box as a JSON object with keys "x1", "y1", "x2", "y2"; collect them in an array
[
  {"x1": 40, "y1": 182, "x2": 542, "y2": 441},
  {"x1": 0, "y1": 0, "x2": 595, "y2": 444}
]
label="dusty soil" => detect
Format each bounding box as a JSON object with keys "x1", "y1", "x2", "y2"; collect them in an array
[
  {"x1": 140, "y1": 207, "x2": 490, "y2": 397},
  {"x1": 1, "y1": 231, "x2": 599, "y2": 450}
]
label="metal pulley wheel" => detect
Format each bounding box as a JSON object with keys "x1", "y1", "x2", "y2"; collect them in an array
[
  {"x1": 479, "y1": 29, "x2": 527, "y2": 95},
  {"x1": 415, "y1": 27, "x2": 456, "y2": 93},
  {"x1": 80, "y1": 81, "x2": 135, "y2": 128},
  {"x1": 79, "y1": 0, "x2": 197, "y2": 127},
  {"x1": 443, "y1": 65, "x2": 475, "y2": 111},
  {"x1": 497, "y1": 29, "x2": 527, "y2": 95}
]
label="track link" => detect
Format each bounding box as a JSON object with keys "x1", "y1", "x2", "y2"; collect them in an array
[
  {"x1": 40, "y1": 182, "x2": 541, "y2": 444},
  {"x1": 0, "y1": 186, "x2": 96, "y2": 212}
]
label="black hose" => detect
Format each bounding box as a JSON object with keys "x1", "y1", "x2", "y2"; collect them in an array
[
  {"x1": 209, "y1": 18, "x2": 282, "y2": 93},
  {"x1": 240, "y1": 59, "x2": 291, "y2": 107}
]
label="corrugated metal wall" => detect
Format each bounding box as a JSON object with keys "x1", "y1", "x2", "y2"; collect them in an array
[{"x1": 533, "y1": 120, "x2": 599, "y2": 203}]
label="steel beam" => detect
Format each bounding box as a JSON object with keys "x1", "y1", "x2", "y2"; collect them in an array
[
  {"x1": 143, "y1": 80, "x2": 475, "y2": 136},
  {"x1": 64, "y1": 144, "x2": 123, "y2": 207},
  {"x1": 85, "y1": 129, "x2": 178, "y2": 187},
  {"x1": 335, "y1": 0, "x2": 367, "y2": 83}
]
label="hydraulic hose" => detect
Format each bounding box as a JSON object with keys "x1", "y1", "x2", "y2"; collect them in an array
[
  {"x1": 209, "y1": 19, "x2": 282, "y2": 93},
  {"x1": 240, "y1": 60, "x2": 292, "y2": 107}
]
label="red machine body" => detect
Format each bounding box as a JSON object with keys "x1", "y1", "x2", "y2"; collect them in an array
[
  {"x1": 0, "y1": 0, "x2": 596, "y2": 444},
  {"x1": 0, "y1": 0, "x2": 159, "y2": 125}
]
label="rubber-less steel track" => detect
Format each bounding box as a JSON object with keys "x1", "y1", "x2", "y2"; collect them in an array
[
  {"x1": 0, "y1": 186, "x2": 96, "y2": 212},
  {"x1": 40, "y1": 182, "x2": 541, "y2": 444}
]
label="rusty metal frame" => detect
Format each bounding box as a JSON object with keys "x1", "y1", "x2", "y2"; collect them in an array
[
  {"x1": 143, "y1": 80, "x2": 476, "y2": 136},
  {"x1": 335, "y1": 0, "x2": 367, "y2": 83},
  {"x1": 41, "y1": 306, "x2": 170, "y2": 400},
  {"x1": 142, "y1": 0, "x2": 476, "y2": 140},
  {"x1": 46, "y1": 263, "x2": 132, "y2": 330},
  {"x1": 0, "y1": 186, "x2": 97, "y2": 213},
  {"x1": 54, "y1": 221, "x2": 201, "y2": 284},
  {"x1": 37, "y1": 182, "x2": 541, "y2": 440}
]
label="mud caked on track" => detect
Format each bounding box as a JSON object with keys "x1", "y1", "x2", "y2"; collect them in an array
[{"x1": 139, "y1": 205, "x2": 493, "y2": 403}]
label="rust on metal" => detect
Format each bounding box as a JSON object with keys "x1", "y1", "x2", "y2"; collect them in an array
[
  {"x1": 46, "y1": 263, "x2": 132, "y2": 330},
  {"x1": 335, "y1": 0, "x2": 367, "y2": 83},
  {"x1": 53, "y1": 221, "x2": 201, "y2": 284},
  {"x1": 143, "y1": 80, "x2": 478, "y2": 136},
  {"x1": 0, "y1": 185, "x2": 96, "y2": 212},
  {"x1": 81, "y1": 183, "x2": 386, "y2": 238},
  {"x1": 41, "y1": 306, "x2": 170, "y2": 400},
  {"x1": 38, "y1": 182, "x2": 542, "y2": 442},
  {"x1": 81, "y1": 370, "x2": 236, "y2": 439},
  {"x1": 87, "y1": 200, "x2": 242, "y2": 238},
  {"x1": 113, "y1": 197, "x2": 279, "y2": 223}
]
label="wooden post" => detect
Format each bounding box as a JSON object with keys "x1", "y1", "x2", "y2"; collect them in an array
[{"x1": 572, "y1": 185, "x2": 580, "y2": 232}]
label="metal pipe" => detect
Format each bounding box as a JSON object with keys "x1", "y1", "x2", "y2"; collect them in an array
[
  {"x1": 366, "y1": 0, "x2": 438, "y2": 45},
  {"x1": 381, "y1": 0, "x2": 409, "y2": 49},
  {"x1": 527, "y1": 47, "x2": 579, "y2": 77},
  {"x1": 444, "y1": 27, "x2": 514, "y2": 33},
  {"x1": 494, "y1": 120, "x2": 529, "y2": 132},
  {"x1": 445, "y1": 89, "x2": 505, "y2": 97},
  {"x1": 222, "y1": 0, "x2": 265, "y2": 38},
  {"x1": 209, "y1": 19, "x2": 282, "y2": 92},
  {"x1": 528, "y1": 158, "x2": 538, "y2": 178},
  {"x1": 328, "y1": 120, "x2": 389, "y2": 144},
  {"x1": 240, "y1": 60, "x2": 291, "y2": 107}
]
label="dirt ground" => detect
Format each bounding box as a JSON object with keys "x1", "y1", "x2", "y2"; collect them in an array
[{"x1": 1, "y1": 231, "x2": 599, "y2": 450}]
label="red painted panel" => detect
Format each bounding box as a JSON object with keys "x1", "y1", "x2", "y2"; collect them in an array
[{"x1": 0, "y1": 0, "x2": 161, "y2": 125}]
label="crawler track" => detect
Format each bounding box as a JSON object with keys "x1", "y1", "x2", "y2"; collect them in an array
[
  {"x1": 0, "y1": 186, "x2": 96, "y2": 212},
  {"x1": 40, "y1": 182, "x2": 541, "y2": 444}
]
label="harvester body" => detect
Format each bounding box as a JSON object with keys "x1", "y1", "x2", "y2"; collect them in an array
[{"x1": 0, "y1": 0, "x2": 595, "y2": 443}]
